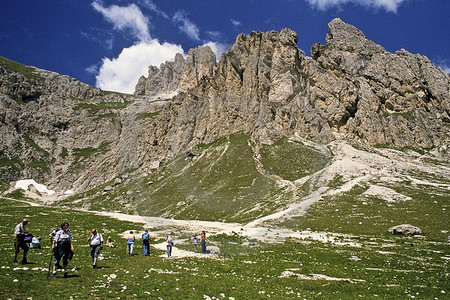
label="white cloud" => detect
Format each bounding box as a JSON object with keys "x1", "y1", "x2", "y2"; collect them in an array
[
  {"x1": 95, "y1": 41, "x2": 184, "y2": 93},
  {"x1": 202, "y1": 42, "x2": 229, "y2": 61},
  {"x1": 92, "y1": 1, "x2": 151, "y2": 42},
  {"x1": 85, "y1": 63, "x2": 99, "y2": 74},
  {"x1": 230, "y1": 19, "x2": 242, "y2": 27},
  {"x1": 92, "y1": 1, "x2": 186, "y2": 93},
  {"x1": 173, "y1": 10, "x2": 200, "y2": 41},
  {"x1": 305, "y1": 0, "x2": 406, "y2": 13},
  {"x1": 138, "y1": 0, "x2": 169, "y2": 19},
  {"x1": 433, "y1": 58, "x2": 450, "y2": 74}
]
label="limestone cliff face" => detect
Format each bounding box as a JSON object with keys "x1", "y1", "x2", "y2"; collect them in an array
[
  {"x1": 1, "y1": 18, "x2": 449, "y2": 193},
  {"x1": 0, "y1": 59, "x2": 165, "y2": 191},
  {"x1": 134, "y1": 46, "x2": 217, "y2": 96},
  {"x1": 141, "y1": 18, "x2": 449, "y2": 158}
]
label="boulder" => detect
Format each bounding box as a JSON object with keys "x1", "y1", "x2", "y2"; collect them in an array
[{"x1": 388, "y1": 224, "x2": 422, "y2": 236}]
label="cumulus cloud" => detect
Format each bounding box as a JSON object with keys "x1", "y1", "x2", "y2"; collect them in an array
[
  {"x1": 96, "y1": 41, "x2": 184, "y2": 93},
  {"x1": 173, "y1": 10, "x2": 200, "y2": 41},
  {"x1": 92, "y1": 1, "x2": 151, "y2": 42},
  {"x1": 202, "y1": 41, "x2": 230, "y2": 61},
  {"x1": 305, "y1": 0, "x2": 406, "y2": 13},
  {"x1": 92, "y1": 1, "x2": 185, "y2": 93}
]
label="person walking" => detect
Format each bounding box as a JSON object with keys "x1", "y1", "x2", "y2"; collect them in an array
[
  {"x1": 49, "y1": 227, "x2": 63, "y2": 270},
  {"x1": 52, "y1": 221, "x2": 74, "y2": 279},
  {"x1": 126, "y1": 231, "x2": 135, "y2": 255},
  {"x1": 142, "y1": 229, "x2": 150, "y2": 256},
  {"x1": 201, "y1": 231, "x2": 207, "y2": 254},
  {"x1": 166, "y1": 232, "x2": 174, "y2": 258},
  {"x1": 87, "y1": 229, "x2": 103, "y2": 268},
  {"x1": 192, "y1": 235, "x2": 198, "y2": 252},
  {"x1": 13, "y1": 218, "x2": 31, "y2": 264}
]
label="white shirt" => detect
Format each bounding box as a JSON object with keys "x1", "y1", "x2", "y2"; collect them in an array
[
  {"x1": 14, "y1": 223, "x2": 26, "y2": 236},
  {"x1": 54, "y1": 229, "x2": 72, "y2": 243},
  {"x1": 90, "y1": 233, "x2": 103, "y2": 246}
]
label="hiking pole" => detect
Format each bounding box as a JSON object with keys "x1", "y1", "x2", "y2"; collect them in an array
[{"x1": 46, "y1": 247, "x2": 53, "y2": 280}]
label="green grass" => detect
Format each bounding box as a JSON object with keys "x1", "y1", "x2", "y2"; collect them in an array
[
  {"x1": 283, "y1": 182, "x2": 450, "y2": 241},
  {"x1": 72, "y1": 142, "x2": 111, "y2": 165},
  {"x1": 59, "y1": 133, "x2": 295, "y2": 223},
  {"x1": 260, "y1": 138, "x2": 331, "y2": 181},
  {"x1": 94, "y1": 113, "x2": 117, "y2": 121},
  {"x1": 0, "y1": 56, "x2": 41, "y2": 80},
  {"x1": 0, "y1": 198, "x2": 448, "y2": 299},
  {"x1": 135, "y1": 112, "x2": 160, "y2": 120},
  {"x1": 74, "y1": 101, "x2": 132, "y2": 114},
  {"x1": 23, "y1": 135, "x2": 51, "y2": 159}
]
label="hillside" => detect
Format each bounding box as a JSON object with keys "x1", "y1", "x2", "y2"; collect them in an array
[{"x1": 1, "y1": 18, "x2": 449, "y2": 224}]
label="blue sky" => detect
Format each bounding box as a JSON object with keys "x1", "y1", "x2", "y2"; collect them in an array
[{"x1": 1, "y1": 0, "x2": 449, "y2": 93}]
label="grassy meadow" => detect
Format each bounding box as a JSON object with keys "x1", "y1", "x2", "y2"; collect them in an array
[{"x1": 1, "y1": 194, "x2": 448, "y2": 299}]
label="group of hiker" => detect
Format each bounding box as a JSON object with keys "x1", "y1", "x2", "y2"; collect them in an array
[
  {"x1": 13, "y1": 218, "x2": 208, "y2": 279},
  {"x1": 14, "y1": 218, "x2": 75, "y2": 278},
  {"x1": 125, "y1": 230, "x2": 207, "y2": 258}
]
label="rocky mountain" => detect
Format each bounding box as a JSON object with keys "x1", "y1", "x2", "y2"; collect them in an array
[{"x1": 0, "y1": 18, "x2": 449, "y2": 203}]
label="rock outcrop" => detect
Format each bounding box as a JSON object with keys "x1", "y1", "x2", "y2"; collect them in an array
[
  {"x1": 139, "y1": 18, "x2": 450, "y2": 158},
  {"x1": 388, "y1": 224, "x2": 423, "y2": 236},
  {"x1": 134, "y1": 46, "x2": 217, "y2": 96},
  {"x1": 1, "y1": 18, "x2": 449, "y2": 194}
]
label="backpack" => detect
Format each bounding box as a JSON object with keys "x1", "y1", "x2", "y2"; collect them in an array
[{"x1": 142, "y1": 233, "x2": 149, "y2": 242}]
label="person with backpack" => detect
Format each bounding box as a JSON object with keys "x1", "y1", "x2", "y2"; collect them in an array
[
  {"x1": 87, "y1": 229, "x2": 103, "y2": 268},
  {"x1": 49, "y1": 227, "x2": 63, "y2": 270},
  {"x1": 192, "y1": 235, "x2": 198, "y2": 252},
  {"x1": 126, "y1": 231, "x2": 135, "y2": 255},
  {"x1": 52, "y1": 221, "x2": 74, "y2": 279},
  {"x1": 13, "y1": 218, "x2": 31, "y2": 264},
  {"x1": 142, "y1": 229, "x2": 150, "y2": 256}
]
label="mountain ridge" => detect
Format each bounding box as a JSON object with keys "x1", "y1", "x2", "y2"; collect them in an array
[{"x1": 0, "y1": 18, "x2": 449, "y2": 204}]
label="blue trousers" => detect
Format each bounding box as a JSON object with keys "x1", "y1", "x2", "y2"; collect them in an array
[
  {"x1": 143, "y1": 242, "x2": 150, "y2": 256},
  {"x1": 201, "y1": 240, "x2": 206, "y2": 253},
  {"x1": 166, "y1": 244, "x2": 172, "y2": 257}
]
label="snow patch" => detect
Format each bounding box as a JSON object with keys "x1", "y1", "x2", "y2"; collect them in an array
[{"x1": 14, "y1": 179, "x2": 55, "y2": 196}]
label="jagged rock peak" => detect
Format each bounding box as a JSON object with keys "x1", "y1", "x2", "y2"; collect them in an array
[
  {"x1": 326, "y1": 18, "x2": 385, "y2": 53},
  {"x1": 134, "y1": 45, "x2": 217, "y2": 96}
]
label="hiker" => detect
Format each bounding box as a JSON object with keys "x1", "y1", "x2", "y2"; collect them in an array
[
  {"x1": 201, "y1": 231, "x2": 207, "y2": 254},
  {"x1": 52, "y1": 221, "x2": 74, "y2": 279},
  {"x1": 87, "y1": 229, "x2": 103, "y2": 268},
  {"x1": 49, "y1": 227, "x2": 63, "y2": 270},
  {"x1": 106, "y1": 236, "x2": 115, "y2": 248},
  {"x1": 13, "y1": 218, "x2": 31, "y2": 264},
  {"x1": 142, "y1": 229, "x2": 150, "y2": 256},
  {"x1": 30, "y1": 236, "x2": 42, "y2": 249},
  {"x1": 192, "y1": 235, "x2": 198, "y2": 252},
  {"x1": 166, "y1": 232, "x2": 174, "y2": 258},
  {"x1": 126, "y1": 231, "x2": 135, "y2": 255}
]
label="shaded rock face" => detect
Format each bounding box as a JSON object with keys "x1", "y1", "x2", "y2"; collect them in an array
[{"x1": 1, "y1": 18, "x2": 449, "y2": 192}]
